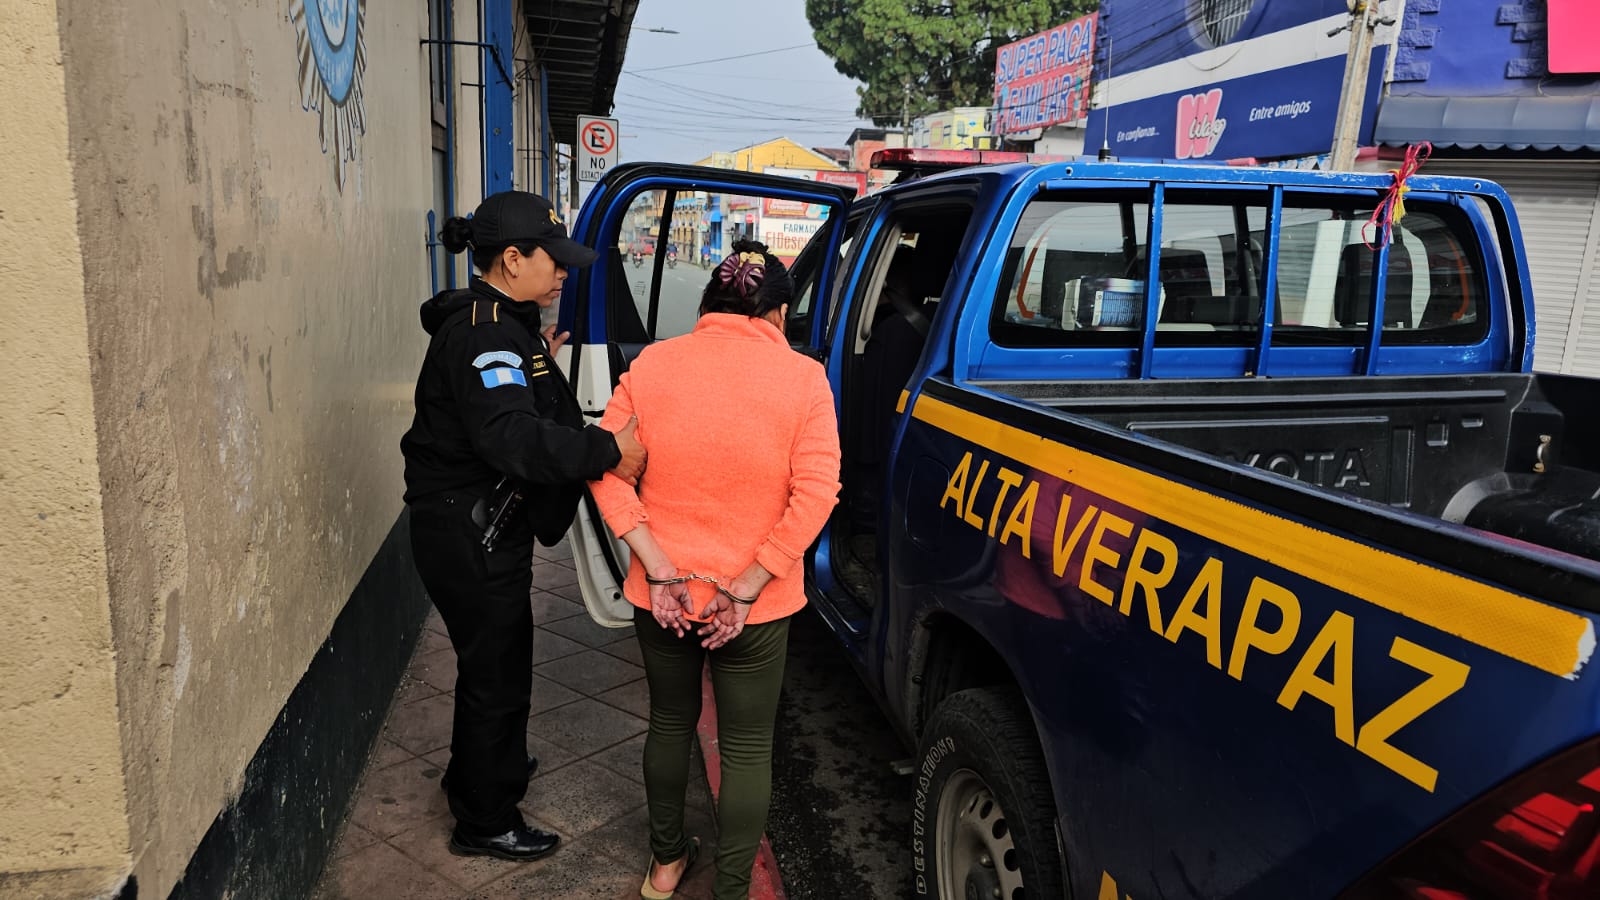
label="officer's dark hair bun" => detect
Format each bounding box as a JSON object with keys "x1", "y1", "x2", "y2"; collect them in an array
[{"x1": 440, "y1": 216, "x2": 474, "y2": 255}]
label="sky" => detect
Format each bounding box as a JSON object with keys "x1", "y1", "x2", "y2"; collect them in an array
[{"x1": 610, "y1": 0, "x2": 878, "y2": 164}]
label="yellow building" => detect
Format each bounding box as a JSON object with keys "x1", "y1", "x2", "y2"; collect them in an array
[{"x1": 692, "y1": 136, "x2": 843, "y2": 173}]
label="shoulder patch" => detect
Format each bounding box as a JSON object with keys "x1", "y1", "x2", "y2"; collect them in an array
[
  {"x1": 472, "y1": 350, "x2": 523, "y2": 369},
  {"x1": 479, "y1": 367, "x2": 527, "y2": 389}
]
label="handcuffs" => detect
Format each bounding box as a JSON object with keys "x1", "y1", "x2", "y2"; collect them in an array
[{"x1": 644, "y1": 571, "x2": 760, "y2": 605}]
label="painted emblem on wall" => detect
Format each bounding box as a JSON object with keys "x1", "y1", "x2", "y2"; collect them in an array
[{"x1": 291, "y1": 0, "x2": 367, "y2": 190}]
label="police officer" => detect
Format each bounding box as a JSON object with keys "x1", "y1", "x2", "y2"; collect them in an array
[{"x1": 400, "y1": 190, "x2": 645, "y2": 861}]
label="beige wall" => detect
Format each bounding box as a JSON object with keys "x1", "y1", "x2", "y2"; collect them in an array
[
  {"x1": 5, "y1": 0, "x2": 437, "y2": 894},
  {"x1": 0, "y1": 2, "x2": 133, "y2": 896}
]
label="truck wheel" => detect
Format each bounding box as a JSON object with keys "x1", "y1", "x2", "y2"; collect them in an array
[{"x1": 911, "y1": 687, "x2": 1063, "y2": 900}]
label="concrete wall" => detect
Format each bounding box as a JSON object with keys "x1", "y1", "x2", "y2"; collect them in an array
[
  {"x1": 7, "y1": 0, "x2": 438, "y2": 894},
  {"x1": 0, "y1": 2, "x2": 133, "y2": 896}
]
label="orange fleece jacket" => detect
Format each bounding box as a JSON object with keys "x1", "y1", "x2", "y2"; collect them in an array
[{"x1": 591, "y1": 313, "x2": 841, "y2": 625}]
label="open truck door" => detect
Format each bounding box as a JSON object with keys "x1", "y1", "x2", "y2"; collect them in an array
[{"x1": 554, "y1": 163, "x2": 856, "y2": 627}]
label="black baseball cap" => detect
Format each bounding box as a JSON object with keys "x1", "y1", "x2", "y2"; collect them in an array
[{"x1": 470, "y1": 190, "x2": 598, "y2": 268}]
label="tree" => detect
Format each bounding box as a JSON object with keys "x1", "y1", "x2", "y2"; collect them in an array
[{"x1": 806, "y1": 0, "x2": 1095, "y2": 130}]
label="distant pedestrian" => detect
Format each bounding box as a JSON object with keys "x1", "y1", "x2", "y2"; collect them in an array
[
  {"x1": 590, "y1": 239, "x2": 841, "y2": 899},
  {"x1": 401, "y1": 190, "x2": 646, "y2": 862}
]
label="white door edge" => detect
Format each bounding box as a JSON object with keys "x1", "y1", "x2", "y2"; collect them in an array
[{"x1": 568, "y1": 501, "x2": 635, "y2": 628}]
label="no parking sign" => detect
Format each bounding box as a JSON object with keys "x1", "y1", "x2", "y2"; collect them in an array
[{"x1": 576, "y1": 116, "x2": 619, "y2": 183}]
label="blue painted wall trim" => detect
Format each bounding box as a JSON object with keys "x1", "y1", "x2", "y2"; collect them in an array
[
  {"x1": 482, "y1": 0, "x2": 515, "y2": 194},
  {"x1": 167, "y1": 510, "x2": 430, "y2": 900},
  {"x1": 1392, "y1": 0, "x2": 1600, "y2": 95}
]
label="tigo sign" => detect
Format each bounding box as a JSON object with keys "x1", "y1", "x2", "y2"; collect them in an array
[{"x1": 1175, "y1": 89, "x2": 1227, "y2": 159}]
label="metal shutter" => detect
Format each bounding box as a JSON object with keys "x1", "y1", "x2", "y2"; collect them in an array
[{"x1": 1427, "y1": 160, "x2": 1600, "y2": 374}]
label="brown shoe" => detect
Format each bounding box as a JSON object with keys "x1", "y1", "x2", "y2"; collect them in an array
[{"x1": 640, "y1": 837, "x2": 699, "y2": 899}]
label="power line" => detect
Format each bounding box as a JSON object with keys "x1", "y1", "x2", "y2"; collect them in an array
[
  {"x1": 614, "y1": 90, "x2": 872, "y2": 125},
  {"x1": 623, "y1": 71, "x2": 862, "y2": 115},
  {"x1": 630, "y1": 42, "x2": 816, "y2": 73}
]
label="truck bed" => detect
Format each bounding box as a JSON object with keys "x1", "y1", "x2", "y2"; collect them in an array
[{"x1": 961, "y1": 372, "x2": 1600, "y2": 612}]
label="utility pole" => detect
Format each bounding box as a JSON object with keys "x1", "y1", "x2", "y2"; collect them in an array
[{"x1": 1328, "y1": 0, "x2": 1390, "y2": 170}]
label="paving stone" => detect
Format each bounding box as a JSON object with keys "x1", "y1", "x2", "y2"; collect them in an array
[
  {"x1": 599, "y1": 634, "x2": 644, "y2": 667},
  {"x1": 312, "y1": 841, "x2": 464, "y2": 900},
  {"x1": 543, "y1": 614, "x2": 632, "y2": 650},
  {"x1": 530, "y1": 590, "x2": 584, "y2": 626},
  {"x1": 471, "y1": 837, "x2": 640, "y2": 899},
  {"x1": 409, "y1": 648, "x2": 459, "y2": 693},
  {"x1": 531, "y1": 628, "x2": 587, "y2": 664},
  {"x1": 424, "y1": 609, "x2": 447, "y2": 635},
  {"x1": 330, "y1": 821, "x2": 380, "y2": 860},
  {"x1": 594, "y1": 677, "x2": 650, "y2": 721},
  {"x1": 416, "y1": 626, "x2": 454, "y2": 655},
  {"x1": 534, "y1": 540, "x2": 574, "y2": 563},
  {"x1": 394, "y1": 672, "x2": 442, "y2": 707},
  {"x1": 369, "y1": 738, "x2": 417, "y2": 773},
  {"x1": 423, "y1": 730, "x2": 580, "y2": 783},
  {"x1": 536, "y1": 582, "x2": 585, "y2": 605},
  {"x1": 348, "y1": 757, "x2": 452, "y2": 838},
  {"x1": 382, "y1": 693, "x2": 457, "y2": 756},
  {"x1": 522, "y1": 761, "x2": 650, "y2": 837},
  {"x1": 527, "y1": 697, "x2": 647, "y2": 757},
  {"x1": 532, "y1": 562, "x2": 580, "y2": 589},
  {"x1": 529, "y1": 672, "x2": 583, "y2": 716},
  {"x1": 588, "y1": 733, "x2": 647, "y2": 784},
  {"x1": 533, "y1": 648, "x2": 643, "y2": 696}
]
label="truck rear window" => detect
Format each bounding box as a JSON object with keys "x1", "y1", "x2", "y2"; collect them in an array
[{"x1": 992, "y1": 190, "x2": 1488, "y2": 350}]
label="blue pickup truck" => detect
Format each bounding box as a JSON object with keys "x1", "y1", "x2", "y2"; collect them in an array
[{"x1": 561, "y1": 153, "x2": 1600, "y2": 899}]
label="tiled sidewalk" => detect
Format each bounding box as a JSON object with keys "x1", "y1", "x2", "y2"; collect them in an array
[{"x1": 314, "y1": 540, "x2": 721, "y2": 899}]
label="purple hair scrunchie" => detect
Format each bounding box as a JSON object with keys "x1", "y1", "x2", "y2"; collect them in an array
[{"x1": 714, "y1": 251, "x2": 767, "y2": 300}]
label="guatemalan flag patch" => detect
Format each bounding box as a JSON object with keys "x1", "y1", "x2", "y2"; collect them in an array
[{"x1": 480, "y1": 366, "x2": 527, "y2": 389}]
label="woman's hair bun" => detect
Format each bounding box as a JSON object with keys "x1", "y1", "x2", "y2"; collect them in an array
[
  {"x1": 729, "y1": 238, "x2": 770, "y2": 256},
  {"x1": 439, "y1": 216, "x2": 474, "y2": 255}
]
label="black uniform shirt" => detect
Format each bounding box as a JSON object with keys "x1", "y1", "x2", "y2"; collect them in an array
[{"x1": 400, "y1": 277, "x2": 620, "y2": 540}]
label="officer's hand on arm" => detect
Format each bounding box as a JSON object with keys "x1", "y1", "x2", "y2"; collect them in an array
[{"x1": 609, "y1": 416, "x2": 646, "y2": 484}]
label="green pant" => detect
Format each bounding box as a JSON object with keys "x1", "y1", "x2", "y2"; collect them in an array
[{"x1": 633, "y1": 607, "x2": 791, "y2": 900}]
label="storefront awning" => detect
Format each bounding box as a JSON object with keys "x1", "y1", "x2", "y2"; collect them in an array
[
  {"x1": 522, "y1": 0, "x2": 639, "y2": 145},
  {"x1": 1375, "y1": 95, "x2": 1600, "y2": 152}
]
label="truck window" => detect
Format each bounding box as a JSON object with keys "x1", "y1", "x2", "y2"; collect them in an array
[
  {"x1": 1151, "y1": 196, "x2": 1269, "y2": 342},
  {"x1": 610, "y1": 189, "x2": 829, "y2": 344},
  {"x1": 993, "y1": 192, "x2": 1153, "y2": 345},
  {"x1": 1274, "y1": 200, "x2": 1486, "y2": 344},
  {"x1": 992, "y1": 191, "x2": 1488, "y2": 352}
]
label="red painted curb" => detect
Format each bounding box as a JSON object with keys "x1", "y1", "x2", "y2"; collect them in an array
[{"x1": 696, "y1": 665, "x2": 788, "y2": 900}]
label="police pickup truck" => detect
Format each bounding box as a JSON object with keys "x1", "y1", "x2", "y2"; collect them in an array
[{"x1": 561, "y1": 151, "x2": 1600, "y2": 900}]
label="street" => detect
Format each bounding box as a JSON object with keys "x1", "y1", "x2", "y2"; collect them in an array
[
  {"x1": 619, "y1": 252, "x2": 716, "y2": 341},
  {"x1": 768, "y1": 610, "x2": 914, "y2": 900}
]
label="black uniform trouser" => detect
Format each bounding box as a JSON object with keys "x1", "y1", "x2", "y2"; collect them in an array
[{"x1": 409, "y1": 495, "x2": 535, "y2": 836}]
